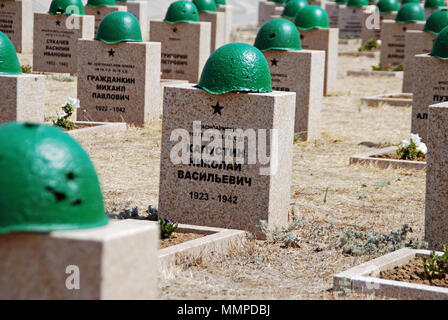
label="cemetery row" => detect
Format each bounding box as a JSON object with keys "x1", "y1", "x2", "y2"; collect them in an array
[{"x1": 0, "y1": 0, "x2": 448, "y2": 299}]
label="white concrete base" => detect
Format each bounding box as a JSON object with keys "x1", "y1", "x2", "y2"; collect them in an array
[
  {"x1": 350, "y1": 146, "x2": 426, "y2": 170},
  {"x1": 361, "y1": 93, "x2": 412, "y2": 107}
]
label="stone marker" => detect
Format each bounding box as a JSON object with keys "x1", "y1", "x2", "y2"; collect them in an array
[
  {"x1": 77, "y1": 12, "x2": 161, "y2": 125},
  {"x1": 0, "y1": 123, "x2": 159, "y2": 299},
  {"x1": 412, "y1": 28, "x2": 448, "y2": 142},
  {"x1": 33, "y1": 0, "x2": 95, "y2": 74},
  {"x1": 216, "y1": 0, "x2": 232, "y2": 44},
  {"x1": 379, "y1": 3, "x2": 425, "y2": 67},
  {"x1": 0, "y1": 0, "x2": 32, "y2": 53},
  {"x1": 255, "y1": 19, "x2": 324, "y2": 141},
  {"x1": 116, "y1": 0, "x2": 149, "y2": 41},
  {"x1": 426, "y1": 101, "x2": 448, "y2": 249},
  {"x1": 258, "y1": 0, "x2": 284, "y2": 27},
  {"x1": 149, "y1": 1, "x2": 211, "y2": 83},
  {"x1": 158, "y1": 43, "x2": 296, "y2": 238},
  {"x1": 84, "y1": 0, "x2": 127, "y2": 35},
  {"x1": 338, "y1": 0, "x2": 368, "y2": 38},
  {"x1": 194, "y1": 0, "x2": 225, "y2": 54},
  {"x1": 0, "y1": 32, "x2": 45, "y2": 124},
  {"x1": 402, "y1": 8, "x2": 448, "y2": 93},
  {"x1": 325, "y1": 1, "x2": 341, "y2": 28},
  {"x1": 361, "y1": 0, "x2": 398, "y2": 43},
  {"x1": 295, "y1": 5, "x2": 338, "y2": 96}
]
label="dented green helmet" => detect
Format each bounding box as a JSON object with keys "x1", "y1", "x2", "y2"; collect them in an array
[
  {"x1": 165, "y1": 1, "x2": 200, "y2": 23},
  {"x1": 96, "y1": 11, "x2": 142, "y2": 43},
  {"x1": 347, "y1": 0, "x2": 368, "y2": 7},
  {"x1": 430, "y1": 25, "x2": 448, "y2": 58},
  {"x1": 0, "y1": 31, "x2": 21, "y2": 75},
  {"x1": 424, "y1": 0, "x2": 445, "y2": 9},
  {"x1": 192, "y1": 0, "x2": 217, "y2": 12},
  {"x1": 49, "y1": 0, "x2": 85, "y2": 15},
  {"x1": 87, "y1": 0, "x2": 115, "y2": 7},
  {"x1": 395, "y1": 3, "x2": 425, "y2": 23},
  {"x1": 424, "y1": 9, "x2": 448, "y2": 34},
  {"x1": 281, "y1": 0, "x2": 308, "y2": 19},
  {"x1": 197, "y1": 43, "x2": 272, "y2": 94},
  {"x1": 254, "y1": 19, "x2": 302, "y2": 51},
  {"x1": 294, "y1": 5, "x2": 329, "y2": 30},
  {"x1": 376, "y1": 0, "x2": 399, "y2": 14},
  {"x1": 0, "y1": 123, "x2": 108, "y2": 235}
]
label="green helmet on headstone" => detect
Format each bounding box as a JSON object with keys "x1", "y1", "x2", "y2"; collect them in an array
[
  {"x1": 376, "y1": 0, "x2": 399, "y2": 14},
  {"x1": 424, "y1": 9, "x2": 448, "y2": 34},
  {"x1": 294, "y1": 5, "x2": 329, "y2": 30},
  {"x1": 430, "y1": 25, "x2": 448, "y2": 58},
  {"x1": 269, "y1": 0, "x2": 287, "y2": 3},
  {"x1": 165, "y1": 1, "x2": 200, "y2": 23},
  {"x1": 400, "y1": 0, "x2": 420, "y2": 4},
  {"x1": 395, "y1": 3, "x2": 425, "y2": 23},
  {"x1": 0, "y1": 31, "x2": 21, "y2": 75},
  {"x1": 215, "y1": 0, "x2": 226, "y2": 5},
  {"x1": 347, "y1": 0, "x2": 368, "y2": 7},
  {"x1": 192, "y1": 0, "x2": 217, "y2": 12},
  {"x1": 96, "y1": 11, "x2": 142, "y2": 44},
  {"x1": 424, "y1": 0, "x2": 445, "y2": 9},
  {"x1": 49, "y1": 0, "x2": 85, "y2": 15},
  {"x1": 0, "y1": 122, "x2": 108, "y2": 235},
  {"x1": 254, "y1": 19, "x2": 302, "y2": 51},
  {"x1": 336, "y1": 0, "x2": 348, "y2": 4},
  {"x1": 197, "y1": 43, "x2": 272, "y2": 94},
  {"x1": 281, "y1": 0, "x2": 308, "y2": 19},
  {"x1": 87, "y1": 0, "x2": 115, "y2": 7}
]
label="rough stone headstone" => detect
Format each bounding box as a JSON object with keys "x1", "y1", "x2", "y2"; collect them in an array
[
  {"x1": 379, "y1": 20, "x2": 423, "y2": 67},
  {"x1": 426, "y1": 101, "x2": 448, "y2": 249},
  {"x1": 149, "y1": 20, "x2": 211, "y2": 83},
  {"x1": 403, "y1": 28, "x2": 435, "y2": 93},
  {"x1": 258, "y1": 0, "x2": 284, "y2": 27},
  {"x1": 338, "y1": 5, "x2": 366, "y2": 38},
  {"x1": 0, "y1": 220, "x2": 159, "y2": 299},
  {"x1": 84, "y1": 4, "x2": 127, "y2": 34},
  {"x1": 0, "y1": 74, "x2": 45, "y2": 123},
  {"x1": 116, "y1": 0, "x2": 149, "y2": 41},
  {"x1": 0, "y1": 0, "x2": 33, "y2": 53},
  {"x1": 217, "y1": 4, "x2": 232, "y2": 44},
  {"x1": 411, "y1": 53, "x2": 448, "y2": 142},
  {"x1": 199, "y1": 11, "x2": 225, "y2": 54},
  {"x1": 33, "y1": 13, "x2": 95, "y2": 74},
  {"x1": 77, "y1": 39, "x2": 161, "y2": 125},
  {"x1": 300, "y1": 28, "x2": 339, "y2": 96},
  {"x1": 325, "y1": 1, "x2": 340, "y2": 28}
]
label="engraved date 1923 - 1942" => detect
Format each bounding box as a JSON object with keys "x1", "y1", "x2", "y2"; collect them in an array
[{"x1": 189, "y1": 191, "x2": 238, "y2": 204}]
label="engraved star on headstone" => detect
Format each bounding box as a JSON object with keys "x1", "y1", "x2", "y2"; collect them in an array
[
  {"x1": 211, "y1": 102, "x2": 224, "y2": 115},
  {"x1": 56, "y1": 20, "x2": 61, "y2": 26},
  {"x1": 271, "y1": 58, "x2": 278, "y2": 66},
  {"x1": 173, "y1": 27, "x2": 177, "y2": 33},
  {"x1": 97, "y1": 11, "x2": 101, "y2": 15},
  {"x1": 300, "y1": 35, "x2": 304, "y2": 40},
  {"x1": 0, "y1": 4, "x2": 4, "y2": 8},
  {"x1": 108, "y1": 49, "x2": 115, "y2": 57},
  {"x1": 403, "y1": 27, "x2": 407, "y2": 32}
]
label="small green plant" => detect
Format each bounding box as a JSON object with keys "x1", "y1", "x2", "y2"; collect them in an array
[
  {"x1": 358, "y1": 38, "x2": 379, "y2": 52},
  {"x1": 160, "y1": 217, "x2": 178, "y2": 239},
  {"x1": 371, "y1": 64, "x2": 403, "y2": 72},
  {"x1": 20, "y1": 64, "x2": 32, "y2": 73},
  {"x1": 391, "y1": 64, "x2": 404, "y2": 71},
  {"x1": 396, "y1": 133, "x2": 427, "y2": 160},
  {"x1": 257, "y1": 218, "x2": 301, "y2": 248},
  {"x1": 52, "y1": 98, "x2": 79, "y2": 130},
  {"x1": 422, "y1": 245, "x2": 448, "y2": 280}
]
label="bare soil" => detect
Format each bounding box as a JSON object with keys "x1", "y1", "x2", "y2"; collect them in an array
[
  {"x1": 160, "y1": 232, "x2": 206, "y2": 249},
  {"x1": 380, "y1": 257, "x2": 448, "y2": 289}
]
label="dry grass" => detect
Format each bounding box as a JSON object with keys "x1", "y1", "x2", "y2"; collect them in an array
[{"x1": 16, "y1": 36, "x2": 425, "y2": 300}]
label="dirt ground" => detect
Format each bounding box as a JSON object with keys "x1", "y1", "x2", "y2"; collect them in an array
[{"x1": 17, "y1": 38, "x2": 426, "y2": 300}]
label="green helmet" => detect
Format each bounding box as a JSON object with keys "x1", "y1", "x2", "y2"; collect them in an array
[
  {"x1": 294, "y1": 5, "x2": 329, "y2": 30},
  {"x1": 424, "y1": 9, "x2": 448, "y2": 34},
  {"x1": 269, "y1": 0, "x2": 287, "y2": 3},
  {"x1": 215, "y1": 0, "x2": 226, "y2": 5},
  {"x1": 281, "y1": 0, "x2": 308, "y2": 19},
  {"x1": 424, "y1": 0, "x2": 445, "y2": 9},
  {"x1": 197, "y1": 43, "x2": 272, "y2": 94},
  {"x1": 49, "y1": 0, "x2": 85, "y2": 15},
  {"x1": 400, "y1": 0, "x2": 420, "y2": 4},
  {"x1": 0, "y1": 32, "x2": 21, "y2": 75},
  {"x1": 165, "y1": 1, "x2": 200, "y2": 23},
  {"x1": 376, "y1": 0, "x2": 399, "y2": 14},
  {"x1": 96, "y1": 12, "x2": 142, "y2": 44},
  {"x1": 347, "y1": 0, "x2": 368, "y2": 7},
  {"x1": 87, "y1": 0, "x2": 115, "y2": 7},
  {"x1": 430, "y1": 25, "x2": 448, "y2": 58},
  {"x1": 192, "y1": 0, "x2": 217, "y2": 13},
  {"x1": 254, "y1": 19, "x2": 302, "y2": 51},
  {"x1": 395, "y1": 3, "x2": 425, "y2": 23},
  {"x1": 336, "y1": 0, "x2": 348, "y2": 3},
  {"x1": 0, "y1": 123, "x2": 108, "y2": 235}
]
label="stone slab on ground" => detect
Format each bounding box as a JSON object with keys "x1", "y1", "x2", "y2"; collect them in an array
[{"x1": 349, "y1": 146, "x2": 426, "y2": 170}]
